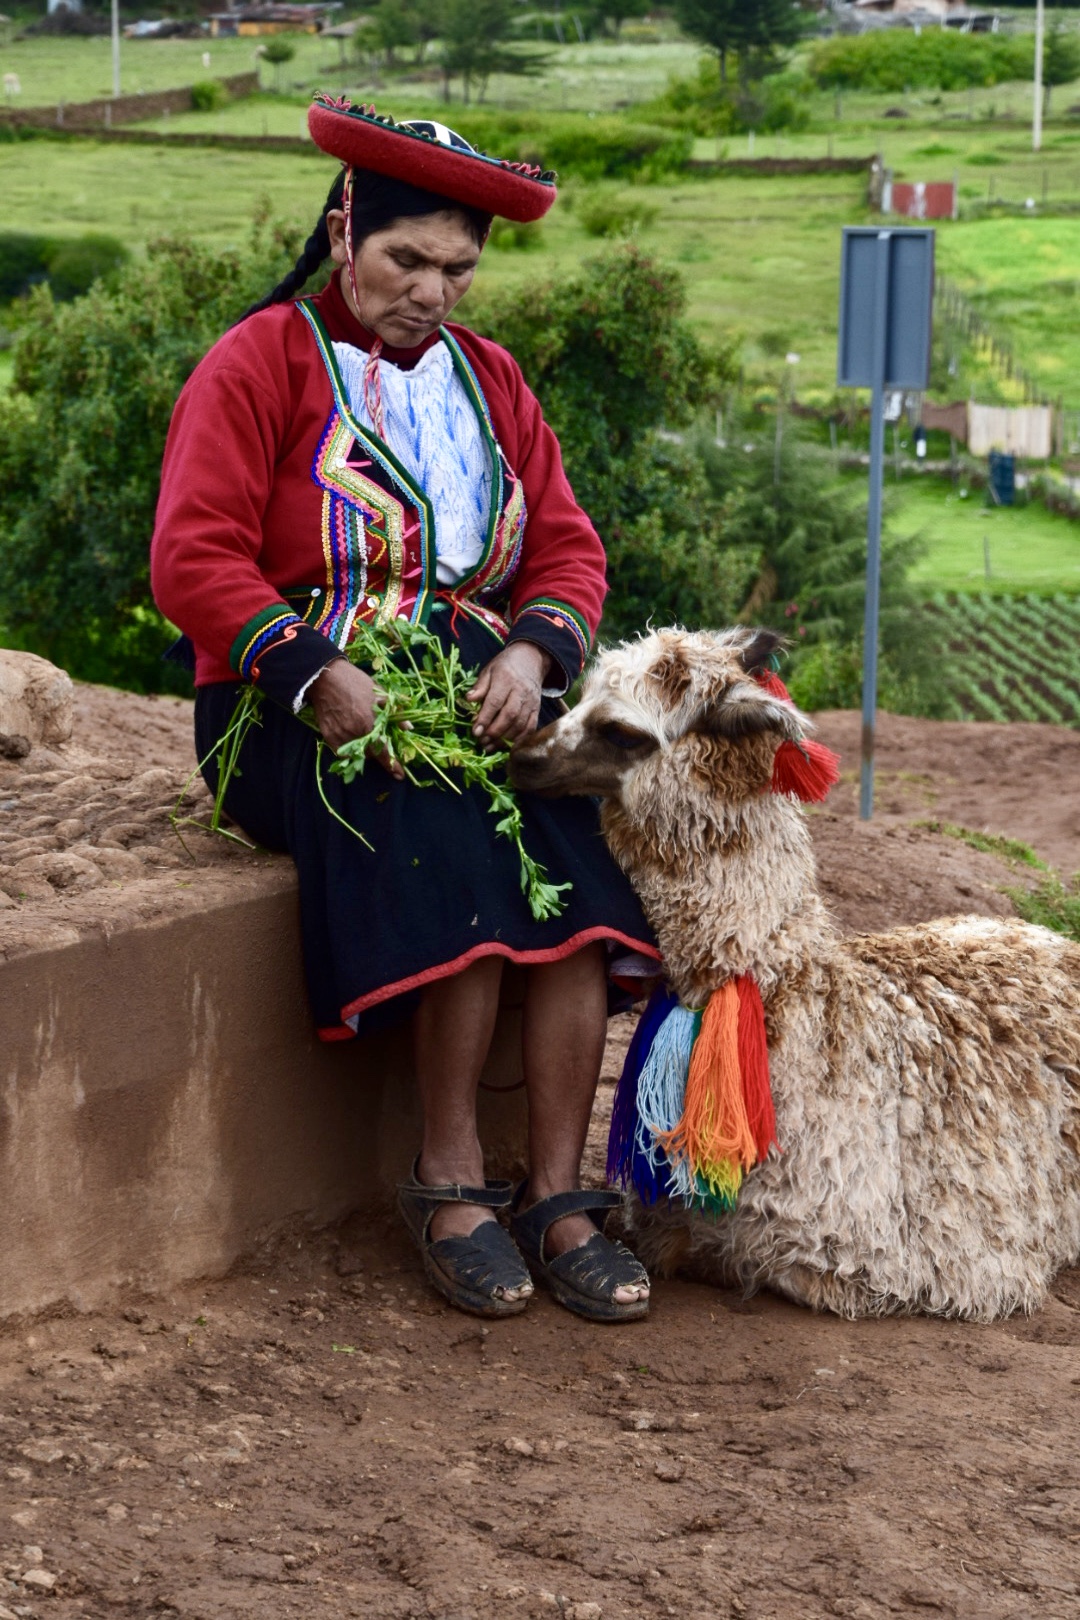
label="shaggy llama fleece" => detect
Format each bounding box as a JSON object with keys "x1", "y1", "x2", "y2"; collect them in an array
[{"x1": 510, "y1": 627, "x2": 1080, "y2": 1321}]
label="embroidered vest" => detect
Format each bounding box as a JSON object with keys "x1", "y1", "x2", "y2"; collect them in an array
[{"x1": 289, "y1": 301, "x2": 527, "y2": 651}]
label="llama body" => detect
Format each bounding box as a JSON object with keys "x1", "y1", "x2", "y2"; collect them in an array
[{"x1": 511, "y1": 627, "x2": 1080, "y2": 1320}]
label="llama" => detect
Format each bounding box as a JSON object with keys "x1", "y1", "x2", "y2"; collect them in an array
[{"x1": 510, "y1": 626, "x2": 1080, "y2": 1320}]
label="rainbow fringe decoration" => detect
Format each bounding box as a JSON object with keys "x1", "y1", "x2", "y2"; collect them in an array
[{"x1": 608, "y1": 978, "x2": 778, "y2": 1215}]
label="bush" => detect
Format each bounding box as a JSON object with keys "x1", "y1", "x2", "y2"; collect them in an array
[
  {"x1": 807, "y1": 30, "x2": 1031, "y2": 94},
  {"x1": 0, "y1": 226, "x2": 300, "y2": 691},
  {"x1": 446, "y1": 110, "x2": 692, "y2": 181},
  {"x1": 191, "y1": 79, "x2": 228, "y2": 113},
  {"x1": 471, "y1": 245, "x2": 746, "y2": 636},
  {"x1": 44, "y1": 234, "x2": 129, "y2": 302},
  {"x1": 0, "y1": 233, "x2": 51, "y2": 301},
  {"x1": 0, "y1": 230, "x2": 129, "y2": 303},
  {"x1": 656, "y1": 57, "x2": 811, "y2": 136},
  {"x1": 576, "y1": 187, "x2": 658, "y2": 238},
  {"x1": 488, "y1": 219, "x2": 543, "y2": 252}
]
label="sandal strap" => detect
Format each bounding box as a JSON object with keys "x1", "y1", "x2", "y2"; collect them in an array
[
  {"x1": 510, "y1": 1185, "x2": 624, "y2": 1265},
  {"x1": 398, "y1": 1158, "x2": 514, "y2": 1244}
]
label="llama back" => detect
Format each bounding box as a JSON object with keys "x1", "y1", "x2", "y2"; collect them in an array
[{"x1": 633, "y1": 915, "x2": 1080, "y2": 1321}]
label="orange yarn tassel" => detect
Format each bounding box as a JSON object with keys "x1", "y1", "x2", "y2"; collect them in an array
[
  {"x1": 736, "y1": 976, "x2": 777, "y2": 1161},
  {"x1": 770, "y1": 738, "x2": 841, "y2": 804},
  {"x1": 657, "y1": 982, "x2": 756, "y2": 1202}
]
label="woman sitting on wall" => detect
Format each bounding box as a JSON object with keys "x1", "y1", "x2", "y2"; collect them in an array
[{"x1": 151, "y1": 100, "x2": 659, "y2": 1324}]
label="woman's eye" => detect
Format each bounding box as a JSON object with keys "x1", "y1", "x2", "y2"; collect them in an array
[{"x1": 601, "y1": 723, "x2": 651, "y2": 751}]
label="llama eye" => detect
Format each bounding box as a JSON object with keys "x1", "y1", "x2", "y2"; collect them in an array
[{"x1": 600, "y1": 723, "x2": 653, "y2": 751}]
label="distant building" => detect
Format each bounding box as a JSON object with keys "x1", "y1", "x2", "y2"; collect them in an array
[
  {"x1": 46, "y1": 0, "x2": 83, "y2": 13},
  {"x1": 208, "y1": 3, "x2": 339, "y2": 38},
  {"x1": 833, "y1": 0, "x2": 1001, "y2": 30}
]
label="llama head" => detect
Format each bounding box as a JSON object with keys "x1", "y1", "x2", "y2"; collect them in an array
[{"x1": 510, "y1": 626, "x2": 811, "y2": 806}]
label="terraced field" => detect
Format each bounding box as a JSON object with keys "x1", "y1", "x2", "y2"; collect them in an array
[{"x1": 927, "y1": 591, "x2": 1080, "y2": 725}]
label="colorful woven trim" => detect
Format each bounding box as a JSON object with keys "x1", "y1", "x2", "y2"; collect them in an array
[
  {"x1": 230, "y1": 604, "x2": 304, "y2": 682},
  {"x1": 513, "y1": 598, "x2": 591, "y2": 665},
  {"x1": 607, "y1": 978, "x2": 778, "y2": 1214}
]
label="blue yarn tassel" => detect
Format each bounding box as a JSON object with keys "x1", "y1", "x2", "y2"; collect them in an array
[
  {"x1": 635, "y1": 1004, "x2": 699, "y2": 1204},
  {"x1": 607, "y1": 985, "x2": 678, "y2": 1197}
]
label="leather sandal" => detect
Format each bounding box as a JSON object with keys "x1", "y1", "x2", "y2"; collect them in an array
[
  {"x1": 509, "y1": 1186, "x2": 650, "y2": 1324},
  {"x1": 397, "y1": 1159, "x2": 533, "y2": 1319}
]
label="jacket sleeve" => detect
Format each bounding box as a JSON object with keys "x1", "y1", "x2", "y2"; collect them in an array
[
  {"x1": 471, "y1": 340, "x2": 607, "y2": 695},
  {"x1": 150, "y1": 327, "x2": 343, "y2": 711}
]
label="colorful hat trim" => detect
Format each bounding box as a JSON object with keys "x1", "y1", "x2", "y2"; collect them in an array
[{"x1": 308, "y1": 95, "x2": 557, "y2": 223}]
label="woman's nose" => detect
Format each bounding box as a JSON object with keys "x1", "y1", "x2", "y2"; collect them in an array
[{"x1": 410, "y1": 270, "x2": 445, "y2": 311}]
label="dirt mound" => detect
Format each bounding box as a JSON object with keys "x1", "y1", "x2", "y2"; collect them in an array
[{"x1": 1, "y1": 689, "x2": 1078, "y2": 1619}]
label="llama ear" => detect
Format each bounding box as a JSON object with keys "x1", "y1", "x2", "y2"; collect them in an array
[
  {"x1": 693, "y1": 680, "x2": 806, "y2": 744},
  {"x1": 737, "y1": 628, "x2": 785, "y2": 676}
]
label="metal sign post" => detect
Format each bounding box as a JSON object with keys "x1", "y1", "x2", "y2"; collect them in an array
[{"x1": 838, "y1": 227, "x2": 935, "y2": 819}]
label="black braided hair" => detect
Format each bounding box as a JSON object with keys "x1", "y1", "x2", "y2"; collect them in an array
[{"x1": 239, "y1": 168, "x2": 492, "y2": 323}]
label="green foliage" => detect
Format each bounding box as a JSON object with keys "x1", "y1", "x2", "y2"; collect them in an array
[
  {"x1": 0, "y1": 229, "x2": 128, "y2": 302},
  {"x1": 446, "y1": 109, "x2": 690, "y2": 181},
  {"x1": 576, "y1": 186, "x2": 659, "y2": 238},
  {"x1": 43, "y1": 233, "x2": 129, "y2": 302},
  {"x1": 260, "y1": 38, "x2": 296, "y2": 66},
  {"x1": 807, "y1": 29, "x2": 1031, "y2": 94},
  {"x1": 190, "y1": 79, "x2": 228, "y2": 113},
  {"x1": 673, "y1": 0, "x2": 803, "y2": 83},
  {"x1": 1043, "y1": 18, "x2": 1080, "y2": 113},
  {"x1": 922, "y1": 592, "x2": 1080, "y2": 727},
  {"x1": 588, "y1": 0, "x2": 651, "y2": 38},
  {"x1": 488, "y1": 219, "x2": 543, "y2": 251},
  {"x1": 472, "y1": 244, "x2": 750, "y2": 637},
  {"x1": 919, "y1": 821, "x2": 1047, "y2": 869},
  {"x1": 1009, "y1": 872, "x2": 1080, "y2": 944},
  {"x1": 656, "y1": 54, "x2": 810, "y2": 135},
  {"x1": 0, "y1": 226, "x2": 298, "y2": 692},
  {"x1": 438, "y1": 0, "x2": 548, "y2": 105}
]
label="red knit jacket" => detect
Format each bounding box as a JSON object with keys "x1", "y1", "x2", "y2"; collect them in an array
[{"x1": 151, "y1": 272, "x2": 607, "y2": 708}]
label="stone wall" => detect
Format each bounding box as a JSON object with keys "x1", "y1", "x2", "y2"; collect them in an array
[{"x1": 0, "y1": 72, "x2": 260, "y2": 131}]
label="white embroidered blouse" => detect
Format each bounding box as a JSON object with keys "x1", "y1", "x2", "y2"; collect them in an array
[{"x1": 332, "y1": 339, "x2": 493, "y2": 587}]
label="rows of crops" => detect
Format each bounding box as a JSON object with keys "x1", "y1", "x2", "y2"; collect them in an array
[{"x1": 925, "y1": 593, "x2": 1080, "y2": 727}]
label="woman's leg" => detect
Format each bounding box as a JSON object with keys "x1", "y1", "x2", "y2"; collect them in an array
[
  {"x1": 521, "y1": 944, "x2": 649, "y2": 1305},
  {"x1": 414, "y1": 954, "x2": 508, "y2": 1244}
]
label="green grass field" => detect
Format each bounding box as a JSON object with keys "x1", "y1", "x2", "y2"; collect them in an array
[{"x1": 889, "y1": 477, "x2": 1080, "y2": 595}]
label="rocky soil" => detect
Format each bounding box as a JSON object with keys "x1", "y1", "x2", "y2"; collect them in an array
[{"x1": 0, "y1": 688, "x2": 1078, "y2": 1620}]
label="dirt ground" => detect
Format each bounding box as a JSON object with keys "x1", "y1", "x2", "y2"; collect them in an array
[{"x1": 1, "y1": 692, "x2": 1079, "y2": 1620}]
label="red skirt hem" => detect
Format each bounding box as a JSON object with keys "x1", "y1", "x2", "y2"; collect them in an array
[{"x1": 316, "y1": 926, "x2": 662, "y2": 1042}]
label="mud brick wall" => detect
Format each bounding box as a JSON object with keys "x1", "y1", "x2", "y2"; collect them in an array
[{"x1": 0, "y1": 868, "x2": 526, "y2": 1320}]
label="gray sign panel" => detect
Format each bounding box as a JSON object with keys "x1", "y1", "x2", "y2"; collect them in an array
[{"x1": 837, "y1": 227, "x2": 935, "y2": 391}]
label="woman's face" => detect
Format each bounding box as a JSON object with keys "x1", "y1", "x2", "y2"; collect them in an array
[{"x1": 327, "y1": 208, "x2": 481, "y2": 347}]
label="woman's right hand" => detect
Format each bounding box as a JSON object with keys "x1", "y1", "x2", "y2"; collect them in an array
[{"x1": 308, "y1": 659, "x2": 404, "y2": 779}]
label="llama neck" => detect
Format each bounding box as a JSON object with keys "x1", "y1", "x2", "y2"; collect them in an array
[{"x1": 603, "y1": 789, "x2": 834, "y2": 1006}]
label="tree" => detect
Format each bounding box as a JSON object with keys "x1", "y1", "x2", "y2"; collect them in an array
[
  {"x1": 437, "y1": 0, "x2": 546, "y2": 104},
  {"x1": 355, "y1": 0, "x2": 419, "y2": 69},
  {"x1": 590, "y1": 0, "x2": 651, "y2": 38},
  {"x1": 0, "y1": 229, "x2": 299, "y2": 692},
  {"x1": 673, "y1": 0, "x2": 802, "y2": 84},
  {"x1": 1043, "y1": 17, "x2": 1080, "y2": 115},
  {"x1": 260, "y1": 37, "x2": 295, "y2": 93}
]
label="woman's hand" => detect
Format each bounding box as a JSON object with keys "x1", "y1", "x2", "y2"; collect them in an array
[
  {"x1": 308, "y1": 659, "x2": 404, "y2": 779},
  {"x1": 467, "y1": 642, "x2": 552, "y2": 750}
]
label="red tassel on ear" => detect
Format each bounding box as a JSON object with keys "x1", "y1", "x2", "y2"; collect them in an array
[
  {"x1": 771, "y1": 739, "x2": 841, "y2": 803},
  {"x1": 750, "y1": 667, "x2": 841, "y2": 803}
]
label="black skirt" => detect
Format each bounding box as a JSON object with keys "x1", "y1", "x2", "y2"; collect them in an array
[{"x1": 194, "y1": 612, "x2": 658, "y2": 1039}]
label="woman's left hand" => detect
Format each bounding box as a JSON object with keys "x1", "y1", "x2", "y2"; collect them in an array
[{"x1": 467, "y1": 642, "x2": 552, "y2": 749}]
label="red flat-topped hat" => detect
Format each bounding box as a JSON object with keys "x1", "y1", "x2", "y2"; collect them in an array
[{"x1": 307, "y1": 95, "x2": 557, "y2": 222}]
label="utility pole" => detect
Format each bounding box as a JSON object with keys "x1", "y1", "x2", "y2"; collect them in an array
[
  {"x1": 111, "y1": 0, "x2": 121, "y2": 100},
  {"x1": 1033, "y1": 0, "x2": 1045, "y2": 153}
]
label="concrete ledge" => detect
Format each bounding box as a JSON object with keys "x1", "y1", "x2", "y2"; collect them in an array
[{"x1": 0, "y1": 870, "x2": 526, "y2": 1320}]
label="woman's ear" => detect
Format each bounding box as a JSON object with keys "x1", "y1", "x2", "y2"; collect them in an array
[{"x1": 326, "y1": 209, "x2": 347, "y2": 267}]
